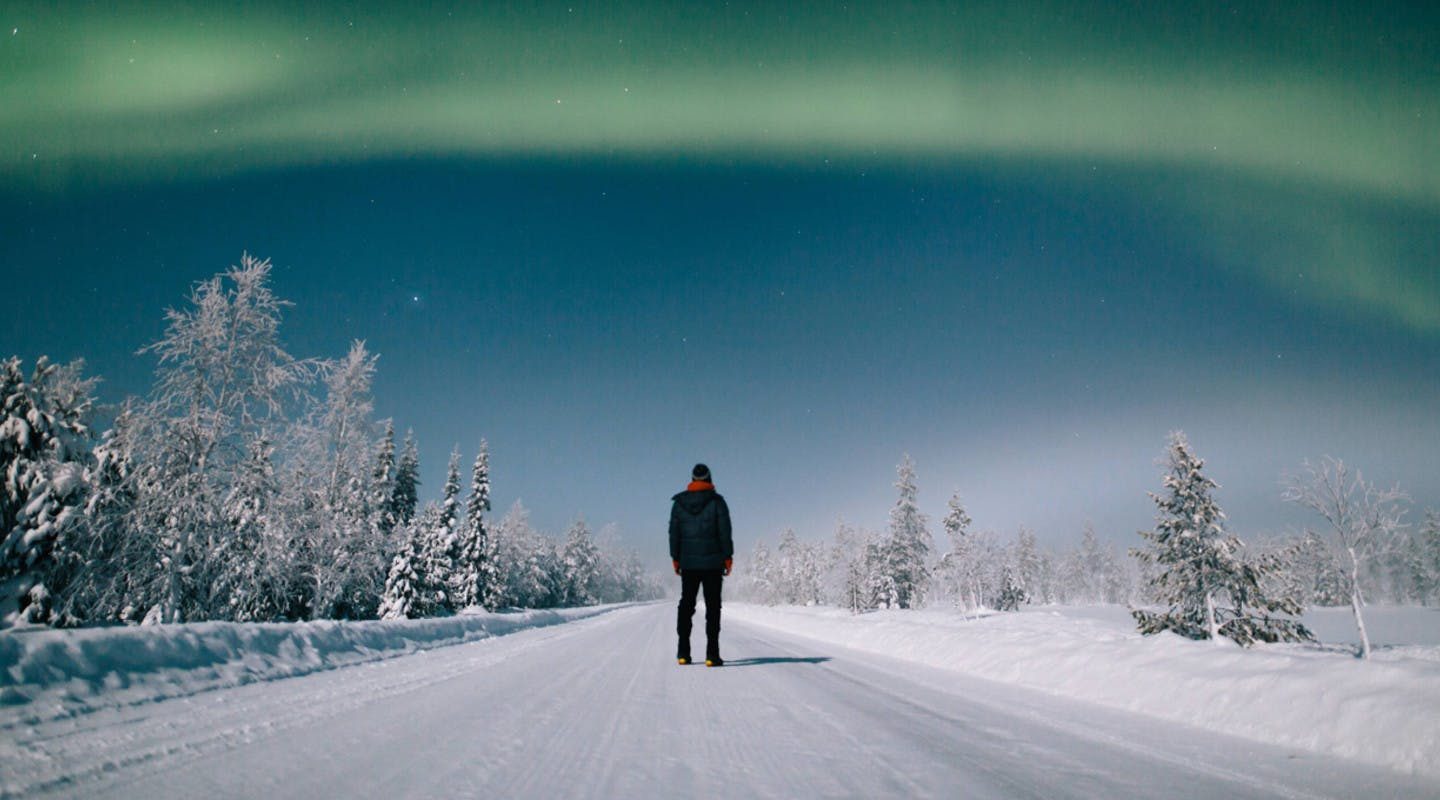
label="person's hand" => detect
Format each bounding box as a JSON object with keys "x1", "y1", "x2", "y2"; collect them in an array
[
  {"x1": 723, "y1": 558, "x2": 733, "y2": 576},
  {"x1": 672, "y1": 559, "x2": 681, "y2": 575}
]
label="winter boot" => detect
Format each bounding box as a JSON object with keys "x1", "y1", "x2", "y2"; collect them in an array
[
  {"x1": 677, "y1": 656, "x2": 691, "y2": 665},
  {"x1": 705, "y1": 657, "x2": 724, "y2": 667}
]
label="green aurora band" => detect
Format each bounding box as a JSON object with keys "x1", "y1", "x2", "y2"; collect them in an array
[{"x1": 3, "y1": 1, "x2": 1437, "y2": 329}]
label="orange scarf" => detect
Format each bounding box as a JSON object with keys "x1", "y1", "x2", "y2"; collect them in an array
[{"x1": 686, "y1": 480, "x2": 714, "y2": 492}]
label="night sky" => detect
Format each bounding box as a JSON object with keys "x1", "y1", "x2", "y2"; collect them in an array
[{"x1": 3, "y1": 1, "x2": 1437, "y2": 561}]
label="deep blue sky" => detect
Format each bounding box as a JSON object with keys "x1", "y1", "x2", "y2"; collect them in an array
[{"x1": 2, "y1": 2, "x2": 1437, "y2": 561}]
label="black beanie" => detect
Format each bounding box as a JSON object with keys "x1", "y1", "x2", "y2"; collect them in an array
[{"x1": 691, "y1": 463, "x2": 711, "y2": 482}]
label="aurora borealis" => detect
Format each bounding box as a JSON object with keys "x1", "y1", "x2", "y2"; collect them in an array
[{"x1": 2, "y1": 1, "x2": 1437, "y2": 550}]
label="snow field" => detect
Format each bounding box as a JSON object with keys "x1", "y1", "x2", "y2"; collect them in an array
[
  {"x1": 725, "y1": 603, "x2": 1440, "y2": 778},
  {"x1": 0, "y1": 604, "x2": 626, "y2": 723}
]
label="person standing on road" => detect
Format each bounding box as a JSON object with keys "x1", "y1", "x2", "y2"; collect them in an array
[{"x1": 670, "y1": 463, "x2": 734, "y2": 667}]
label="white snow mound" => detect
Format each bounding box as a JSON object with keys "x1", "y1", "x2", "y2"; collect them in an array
[
  {"x1": 0, "y1": 605, "x2": 622, "y2": 721},
  {"x1": 727, "y1": 603, "x2": 1440, "y2": 778}
]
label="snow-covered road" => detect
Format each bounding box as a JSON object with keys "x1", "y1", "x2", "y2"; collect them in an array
[{"x1": 5, "y1": 603, "x2": 1435, "y2": 799}]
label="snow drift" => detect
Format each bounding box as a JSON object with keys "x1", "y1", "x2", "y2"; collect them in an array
[
  {"x1": 727, "y1": 603, "x2": 1440, "y2": 778},
  {"x1": 0, "y1": 605, "x2": 623, "y2": 721}
]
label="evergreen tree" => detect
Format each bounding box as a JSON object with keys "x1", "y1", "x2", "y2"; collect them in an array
[
  {"x1": 452, "y1": 441, "x2": 491, "y2": 608},
  {"x1": 883, "y1": 455, "x2": 932, "y2": 609},
  {"x1": 1290, "y1": 530, "x2": 1348, "y2": 606},
  {"x1": 0, "y1": 356, "x2": 98, "y2": 625},
  {"x1": 371, "y1": 420, "x2": 397, "y2": 535},
  {"x1": 937, "y1": 491, "x2": 978, "y2": 610},
  {"x1": 1134, "y1": 433, "x2": 1312, "y2": 646},
  {"x1": 421, "y1": 449, "x2": 463, "y2": 611},
  {"x1": 1063, "y1": 523, "x2": 1126, "y2": 604},
  {"x1": 844, "y1": 528, "x2": 879, "y2": 613},
  {"x1": 217, "y1": 436, "x2": 287, "y2": 621},
  {"x1": 62, "y1": 406, "x2": 143, "y2": 624},
  {"x1": 821, "y1": 520, "x2": 855, "y2": 606},
  {"x1": 865, "y1": 534, "x2": 898, "y2": 609},
  {"x1": 1420, "y1": 510, "x2": 1440, "y2": 605},
  {"x1": 391, "y1": 429, "x2": 420, "y2": 526},
  {"x1": 559, "y1": 517, "x2": 601, "y2": 606},
  {"x1": 993, "y1": 564, "x2": 1027, "y2": 611},
  {"x1": 1014, "y1": 527, "x2": 1043, "y2": 605},
  {"x1": 480, "y1": 498, "x2": 516, "y2": 611},
  {"x1": 378, "y1": 522, "x2": 425, "y2": 620}
]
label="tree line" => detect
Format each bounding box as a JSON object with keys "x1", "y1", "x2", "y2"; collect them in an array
[
  {"x1": 739, "y1": 437, "x2": 1439, "y2": 656},
  {"x1": 0, "y1": 254, "x2": 661, "y2": 628}
]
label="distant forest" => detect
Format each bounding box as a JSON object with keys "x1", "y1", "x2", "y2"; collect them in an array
[{"x1": 740, "y1": 439, "x2": 1437, "y2": 655}]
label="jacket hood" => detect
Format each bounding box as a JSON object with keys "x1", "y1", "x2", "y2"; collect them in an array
[{"x1": 672, "y1": 489, "x2": 717, "y2": 515}]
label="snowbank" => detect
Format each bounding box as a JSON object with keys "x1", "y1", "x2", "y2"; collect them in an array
[
  {"x1": 728, "y1": 603, "x2": 1440, "y2": 778},
  {"x1": 0, "y1": 605, "x2": 624, "y2": 722}
]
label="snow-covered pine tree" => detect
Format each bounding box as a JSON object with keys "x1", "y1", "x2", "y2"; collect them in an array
[
  {"x1": 1419, "y1": 510, "x2": 1440, "y2": 606},
  {"x1": 371, "y1": 420, "x2": 397, "y2": 536},
  {"x1": 217, "y1": 436, "x2": 288, "y2": 621},
  {"x1": 1075, "y1": 523, "x2": 1108, "y2": 602},
  {"x1": 480, "y1": 498, "x2": 518, "y2": 611},
  {"x1": 391, "y1": 429, "x2": 420, "y2": 526},
  {"x1": 0, "y1": 356, "x2": 98, "y2": 626},
  {"x1": 452, "y1": 441, "x2": 491, "y2": 609},
  {"x1": 1288, "y1": 530, "x2": 1347, "y2": 606},
  {"x1": 1133, "y1": 432, "x2": 1234, "y2": 641},
  {"x1": 421, "y1": 448, "x2": 463, "y2": 612},
  {"x1": 60, "y1": 406, "x2": 143, "y2": 624},
  {"x1": 1038, "y1": 547, "x2": 1060, "y2": 605},
  {"x1": 378, "y1": 520, "x2": 426, "y2": 620},
  {"x1": 1282, "y1": 457, "x2": 1408, "y2": 658},
  {"x1": 559, "y1": 517, "x2": 601, "y2": 606},
  {"x1": 1014, "y1": 527, "x2": 1043, "y2": 605},
  {"x1": 864, "y1": 534, "x2": 898, "y2": 610},
  {"x1": 1134, "y1": 432, "x2": 1312, "y2": 646},
  {"x1": 993, "y1": 564, "x2": 1028, "y2": 611},
  {"x1": 824, "y1": 520, "x2": 860, "y2": 609},
  {"x1": 846, "y1": 529, "x2": 881, "y2": 612},
  {"x1": 883, "y1": 455, "x2": 932, "y2": 609},
  {"x1": 936, "y1": 491, "x2": 978, "y2": 610}
]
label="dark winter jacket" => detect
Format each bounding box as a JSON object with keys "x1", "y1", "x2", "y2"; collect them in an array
[{"x1": 669, "y1": 488, "x2": 734, "y2": 571}]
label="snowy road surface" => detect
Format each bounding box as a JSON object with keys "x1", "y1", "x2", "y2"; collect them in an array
[{"x1": 5, "y1": 603, "x2": 1435, "y2": 799}]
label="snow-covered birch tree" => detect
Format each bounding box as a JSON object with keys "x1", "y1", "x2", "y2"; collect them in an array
[
  {"x1": 131, "y1": 255, "x2": 313, "y2": 623},
  {"x1": 1282, "y1": 457, "x2": 1409, "y2": 658}
]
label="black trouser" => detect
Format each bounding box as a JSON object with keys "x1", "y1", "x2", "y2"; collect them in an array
[{"x1": 677, "y1": 569, "x2": 724, "y2": 659}]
